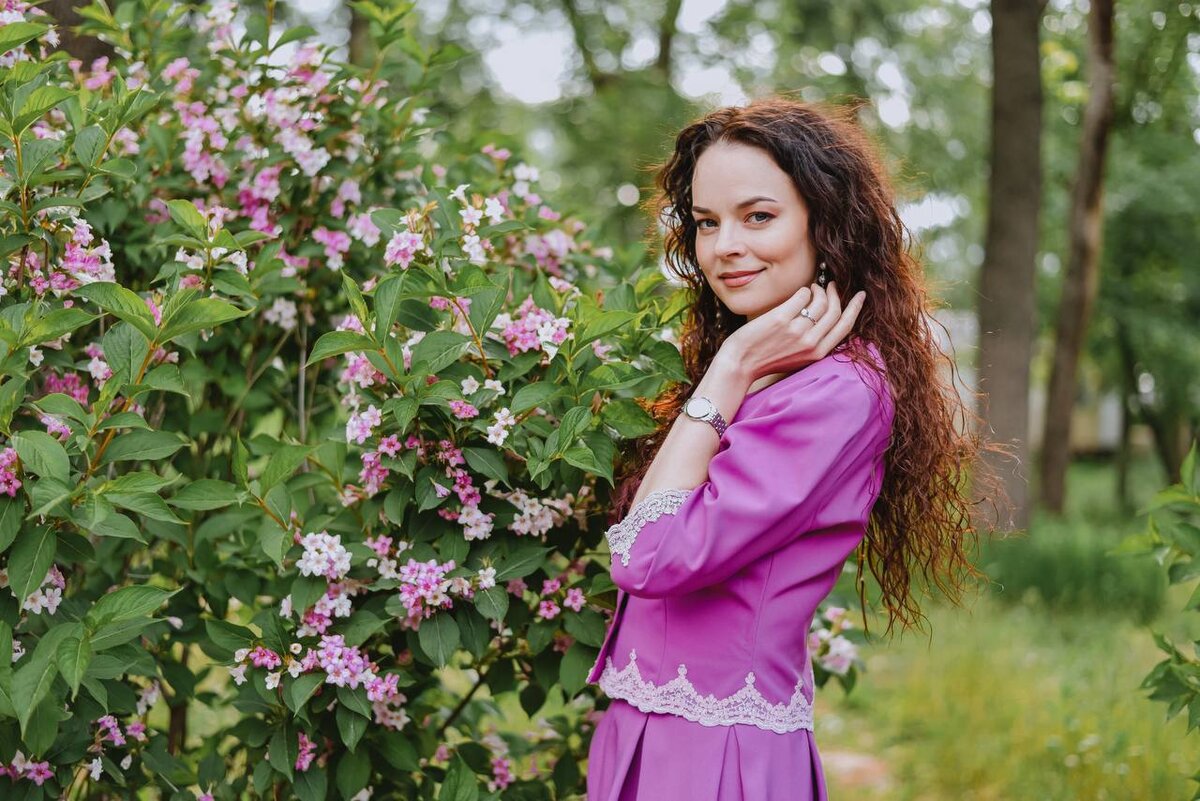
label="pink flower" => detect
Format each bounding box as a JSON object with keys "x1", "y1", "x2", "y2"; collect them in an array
[
  {"x1": 249, "y1": 646, "x2": 282, "y2": 669},
  {"x1": 449, "y1": 400, "x2": 478, "y2": 420},
  {"x1": 541, "y1": 578, "x2": 561, "y2": 595},
  {"x1": 537, "y1": 600, "x2": 561, "y2": 620},
  {"x1": 563, "y1": 588, "x2": 586, "y2": 612},
  {"x1": 296, "y1": 731, "x2": 317, "y2": 772},
  {"x1": 384, "y1": 229, "x2": 423, "y2": 269}
]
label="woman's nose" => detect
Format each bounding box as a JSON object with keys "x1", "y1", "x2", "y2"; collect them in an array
[{"x1": 714, "y1": 225, "x2": 746, "y2": 258}]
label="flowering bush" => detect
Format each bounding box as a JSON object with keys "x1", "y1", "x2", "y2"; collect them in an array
[
  {"x1": 0, "y1": 1, "x2": 857, "y2": 797},
  {"x1": 1121, "y1": 443, "x2": 1200, "y2": 798}
]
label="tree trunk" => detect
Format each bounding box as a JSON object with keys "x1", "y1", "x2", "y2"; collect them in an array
[
  {"x1": 44, "y1": 0, "x2": 115, "y2": 62},
  {"x1": 349, "y1": 6, "x2": 371, "y2": 66},
  {"x1": 1038, "y1": 0, "x2": 1115, "y2": 513},
  {"x1": 975, "y1": 0, "x2": 1046, "y2": 531}
]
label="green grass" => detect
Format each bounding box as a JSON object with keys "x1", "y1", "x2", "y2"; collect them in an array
[
  {"x1": 816, "y1": 590, "x2": 1198, "y2": 800},
  {"x1": 814, "y1": 455, "x2": 1197, "y2": 800}
]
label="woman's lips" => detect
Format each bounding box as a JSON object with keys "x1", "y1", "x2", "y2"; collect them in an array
[{"x1": 720, "y1": 269, "x2": 764, "y2": 288}]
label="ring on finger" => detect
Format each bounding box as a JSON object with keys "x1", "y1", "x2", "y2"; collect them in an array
[{"x1": 800, "y1": 306, "x2": 818, "y2": 322}]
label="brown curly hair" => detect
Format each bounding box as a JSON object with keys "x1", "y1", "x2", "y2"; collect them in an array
[{"x1": 614, "y1": 98, "x2": 1000, "y2": 634}]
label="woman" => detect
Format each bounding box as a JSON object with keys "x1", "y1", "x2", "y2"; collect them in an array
[{"x1": 585, "y1": 99, "x2": 990, "y2": 800}]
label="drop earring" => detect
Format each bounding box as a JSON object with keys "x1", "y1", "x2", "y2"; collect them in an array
[{"x1": 816, "y1": 261, "x2": 830, "y2": 288}]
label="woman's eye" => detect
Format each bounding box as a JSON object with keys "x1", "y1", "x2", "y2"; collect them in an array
[
  {"x1": 695, "y1": 219, "x2": 716, "y2": 229},
  {"x1": 748, "y1": 211, "x2": 773, "y2": 223}
]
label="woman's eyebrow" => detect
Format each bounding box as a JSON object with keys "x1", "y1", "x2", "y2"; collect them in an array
[{"x1": 691, "y1": 196, "x2": 778, "y2": 214}]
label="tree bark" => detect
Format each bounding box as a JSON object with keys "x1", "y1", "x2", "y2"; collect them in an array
[
  {"x1": 1039, "y1": 0, "x2": 1115, "y2": 513},
  {"x1": 44, "y1": 0, "x2": 115, "y2": 62},
  {"x1": 656, "y1": 0, "x2": 685, "y2": 81},
  {"x1": 975, "y1": 0, "x2": 1046, "y2": 531}
]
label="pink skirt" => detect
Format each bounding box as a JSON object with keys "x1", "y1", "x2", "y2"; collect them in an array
[{"x1": 586, "y1": 699, "x2": 829, "y2": 801}]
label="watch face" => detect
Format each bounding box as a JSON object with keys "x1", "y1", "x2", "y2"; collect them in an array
[{"x1": 685, "y1": 397, "x2": 714, "y2": 419}]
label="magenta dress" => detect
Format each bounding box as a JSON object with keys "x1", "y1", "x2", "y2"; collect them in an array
[{"x1": 585, "y1": 343, "x2": 894, "y2": 801}]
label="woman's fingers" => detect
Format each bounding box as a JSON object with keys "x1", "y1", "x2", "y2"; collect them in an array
[
  {"x1": 807, "y1": 282, "x2": 842, "y2": 342},
  {"x1": 800, "y1": 284, "x2": 828, "y2": 326},
  {"x1": 817, "y1": 290, "x2": 865, "y2": 353}
]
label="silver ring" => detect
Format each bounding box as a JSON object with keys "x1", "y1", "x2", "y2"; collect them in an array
[{"x1": 800, "y1": 307, "x2": 816, "y2": 322}]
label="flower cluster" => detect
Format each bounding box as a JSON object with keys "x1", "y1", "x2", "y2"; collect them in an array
[
  {"x1": 0, "y1": 751, "x2": 55, "y2": 786},
  {"x1": 22, "y1": 565, "x2": 66, "y2": 616},
  {"x1": 494, "y1": 296, "x2": 572, "y2": 359},
  {"x1": 295, "y1": 530, "x2": 353, "y2": 581},
  {"x1": 0, "y1": 447, "x2": 21, "y2": 497},
  {"x1": 396, "y1": 558, "x2": 459, "y2": 627},
  {"x1": 808, "y1": 606, "x2": 860, "y2": 677}
]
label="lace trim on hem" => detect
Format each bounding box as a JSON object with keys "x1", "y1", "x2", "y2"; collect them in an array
[
  {"x1": 605, "y1": 489, "x2": 692, "y2": 567},
  {"x1": 596, "y1": 649, "x2": 813, "y2": 734}
]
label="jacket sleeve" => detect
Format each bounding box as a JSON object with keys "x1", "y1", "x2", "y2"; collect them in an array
[{"x1": 606, "y1": 365, "x2": 890, "y2": 598}]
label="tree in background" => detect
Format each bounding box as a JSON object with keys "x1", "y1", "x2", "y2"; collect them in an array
[
  {"x1": 976, "y1": 0, "x2": 1046, "y2": 531},
  {"x1": 1039, "y1": 0, "x2": 1115, "y2": 514}
]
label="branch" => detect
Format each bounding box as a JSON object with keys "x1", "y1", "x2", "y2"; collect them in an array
[
  {"x1": 560, "y1": 0, "x2": 612, "y2": 90},
  {"x1": 656, "y1": 0, "x2": 685, "y2": 79}
]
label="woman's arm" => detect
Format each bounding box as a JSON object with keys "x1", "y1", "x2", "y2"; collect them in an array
[{"x1": 630, "y1": 281, "x2": 865, "y2": 508}]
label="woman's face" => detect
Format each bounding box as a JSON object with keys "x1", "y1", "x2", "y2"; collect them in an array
[{"x1": 690, "y1": 141, "x2": 818, "y2": 320}]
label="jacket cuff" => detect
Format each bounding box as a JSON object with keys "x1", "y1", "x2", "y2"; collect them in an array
[{"x1": 605, "y1": 488, "x2": 692, "y2": 567}]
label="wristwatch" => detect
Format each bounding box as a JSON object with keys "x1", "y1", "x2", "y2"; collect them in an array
[{"x1": 683, "y1": 395, "x2": 728, "y2": 437}]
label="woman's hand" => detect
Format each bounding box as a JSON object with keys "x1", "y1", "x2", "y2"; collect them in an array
[{"x1": 718, "y1": 281, "x2": 866, "y2": 381}]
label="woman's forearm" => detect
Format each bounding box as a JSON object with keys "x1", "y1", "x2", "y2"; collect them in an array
[{"x1": 630, "y1": 346, "x2": 755, "y2": 508}]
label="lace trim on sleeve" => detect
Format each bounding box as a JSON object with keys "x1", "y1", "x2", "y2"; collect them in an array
[
  {"x1": 605, "y1": 488, "x2": 692, "y2": 567},
  {"x1": 597, "y1": 650, "x2": 813, "y2": 733}
]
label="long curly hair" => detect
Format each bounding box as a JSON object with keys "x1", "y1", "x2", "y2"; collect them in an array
[{"x1": 614, "y1": 98, "x2": 1000, "y2": 634}]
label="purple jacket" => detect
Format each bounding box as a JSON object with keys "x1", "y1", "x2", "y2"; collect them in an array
[{"x1": 587, "y1": 344, "x2": 894, "y2": 733}]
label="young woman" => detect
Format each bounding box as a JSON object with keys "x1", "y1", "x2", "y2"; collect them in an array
[{"x1": 584, "y1": 99, "x2": 990, "y2": 800}]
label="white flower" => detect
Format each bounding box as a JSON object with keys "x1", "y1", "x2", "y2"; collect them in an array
[
  {"x1": 459, "y1": 206, "x2": 483, "y2": 227},
  {"x1": 460, "y1": 376, "x2": 480, "y2": 395},
  {"x1": 295, "y1": 530, "x2": 353, "y2": 581},
  {"x1": 120, "y1": 754, "x2": 133, "y2": 770},
  {"x1": 28, "y1": 345, "x2": 43, "y2": 367},
  {"x1": 513, "y1": 163, "x2": 539, "y2": 182},
  {"x1": 89, "y1": 757, "x2": 103, "y2": 780},
  {"x1": 483, "y1": 197, "x2": 505, "y2": 224},
  {"x1": 234, "y1": 648, "x2": 250, "y2": 662},
  {"x1": 477, "y1": 567, "x2": 497, "y2": 590},
  {"x1": 265, "y1": 671, "x2": 281, "y2": 690},
  {"x1": 449, "y1": 183, "x2": 470, "y2": 203},
  {"x1": 483, "y1": 379, "x2": 505, "y2": 396},
  {"x1": 229, "y1": 664, "x2": 248, "y2": 685}
]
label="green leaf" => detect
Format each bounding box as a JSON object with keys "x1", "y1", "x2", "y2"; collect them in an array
[
  {"x1": 290, "y1": 575, "x2": 326, "y2": 617},
  {"x1": 90, "y1": 617, "x2": 155, "y2": 651},
  {"x1": 87, "y1": 585, "x2": 178, "y2": 628},
  {"x1": 7, "y1": 525, "x2": 55, "y2": 603},
  {"x1": 601, "y1": 398, "x2": 658, "y2": 438},
  {"x1": 417, "y1": 613, "x2": 460, "y2": 667},
  {"x1": 286, "y1": 672, "x2": 324, "y2": 714},
  {"x1": 102, "y1": 491, "x2": 183, "y2": 524},
  {"x1": 138, "y1": 363, "x2": 189, "y2": 397},
  {"x1": 337, "y1": 685, "x2": 373, "y2": 718},
  {"x1": 474, "y1": 586, "x2": 509, "y2": 621},
  {"x1": 56, "y1": 633, "x2": 92, "y2": 698},
  {"x1": 373, "y1": 273, "x2": 406, "y2": 340},
  {"x1": 86, "y1": 511, "x2": 145, "y2": 542},
  {"x1": 12, "y1": 649, "x2": 59, "y2": 735},
  {"x1": 73, "y1": 124, "x2": 106, "y2": 167},
  {"x1": 259, "y1": 443, "x2": 313, "y2": 494},
  {"x1": 308, "y1": 330, "x2": 375, "y2": 364},
  {"x1": 99, "y1": 429, "x2": 187, "y2": 464},
  {"x1": 336, "y1": 748, "x2": 371, "y2": 798},
  {"x1": 267, "y1": 722, "x2": 296, "y2": 781},
  {"x1": 336, "y1": 703, "x2": 367, "y2": 751},
  {"x1": 294, "y1": 765, "x2": 328, "y2": 801},
  {"x1": 13, "y1": 86, "x2": 72, "y2": 133},
  {"x1": 342, "y1": 272, "x2": 371, "y2": 329},
  {"x1": 0, "y1": 21, "x2": 47, "y2": 55},
  {"x1": 560, "y1": 643, "x2": 599, "y2": 696},
  {"x1": 102, "y1": 321, "x2": 150, "y2": 386},
  {"x1": 74, "y1": 282, "x2": 157, "y2": 340},
  {"x1": 563, "y1": 608, "x2": 607, "y2": 647},
  {"x1": 494, "y1": 544, "x2": 550, "y2": 582},
  {"x1": 166, "y1": 199, "x2": 207, "y2": 239},
  {"x1": 577, "y1": 310, "x2": 639, "y2": 346},
  {"x1": 12, "y1": 429, "x2": 70, "y2": 483},
  {"x1": 410, "y1": 331, "x2": 470, "y2": 374},
  {"x1": 159, "y1": 298, "x2": 248, "y2": 342},
  {"x1": 167, "y1": 479, "x2": 240, "y2": 510},
  {"x1": 25, "y1": 307, "x2": 96, "y2": 345},
  {"x1": 510, "y1": 382, "x2": 562, "y2": 414},
  {"x1": 439, "y1": 755, "x2": 480, "y2": 801},
  {"x1": 463, "y1": 447, "x2": 510, "y2": 487},
  {"x1": 0, "y1": 496, "x2": 20, "y2": 553},
  {"x1": 204, "y1": 619, "x2": 256, "y2": 654}
]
